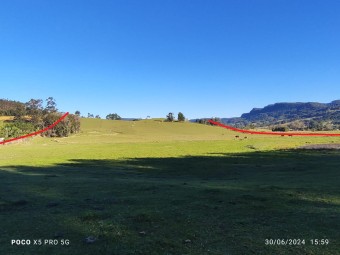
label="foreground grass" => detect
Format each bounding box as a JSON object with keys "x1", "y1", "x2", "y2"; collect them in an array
[{"x1": 0, "y1": 119, "x2": 339, "y2": 254}]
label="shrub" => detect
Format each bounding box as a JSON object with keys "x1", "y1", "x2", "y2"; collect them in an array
[
  {"x1": 0, "y1": 122, "x2": 35, "y2": 139},
  {"x1": 42, "y1": 113, "x2": 80, "y2": 137},
  {"x1": 272, "y1": 126, "x2": 288, "y2": 132}
]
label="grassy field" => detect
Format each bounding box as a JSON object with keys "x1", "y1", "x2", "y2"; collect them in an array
[{"x1": 0, "y1": 119, "x2": 339, "y2": 254}]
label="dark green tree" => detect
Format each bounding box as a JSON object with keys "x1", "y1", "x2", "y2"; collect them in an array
[
  {"x1": 272, "y1": 126, "x2": 288, "y2": 132},
  {"x1": 13, "y1": 104, "x2": 27, "y2": 121},
  {"x1": 308, "y1": 120, "x2": 323, "y2": 131},
  {"x1": 106, "y1": 113, "x2": 121, "y2": 120},
  {"x1": 166, "y1": 112, "x2": 174, "y2": 122},
  {"x1": 178, "y1": 112, "x2": 185, "y2": 122},
  {"x1": 45, "y1": 97, "x2": 57, "y2": 113},
  {"x1": 25, "y1": 99, "x2": 44, "y2": 128}
]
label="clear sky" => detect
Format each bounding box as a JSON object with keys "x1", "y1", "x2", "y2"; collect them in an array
[{"x1": 1, "y1": 0, "x2": 339, "y2": 119}]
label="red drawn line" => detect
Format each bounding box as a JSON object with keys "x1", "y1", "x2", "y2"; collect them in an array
[
  {"x1": 1, "y1": 112, "x2": 69, "y2": 145},
  {"x1": 208, "y1": 120, "x2": 340, "y2": 137}
]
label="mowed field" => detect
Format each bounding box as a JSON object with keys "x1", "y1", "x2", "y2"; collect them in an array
[{"x1": 0, "y1": 118, "x2": 339, "y2": 255}]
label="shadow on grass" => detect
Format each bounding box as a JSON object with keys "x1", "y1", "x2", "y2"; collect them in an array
[{"x1": 0, "y1": 149, "x2": 339, "y2": 255}]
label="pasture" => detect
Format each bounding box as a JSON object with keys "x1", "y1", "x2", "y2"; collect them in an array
[{"x1": 0, "y1": 119, "x2": 339, "y2": 254}]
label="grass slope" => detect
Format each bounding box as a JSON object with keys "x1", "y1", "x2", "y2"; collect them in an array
[{"x1": 0, "y1": 118, "x2": 339, "y2": 254}]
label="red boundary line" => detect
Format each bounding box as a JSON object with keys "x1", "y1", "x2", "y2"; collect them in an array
[
  {"x1": 0, "y1": 112, "x2": 69, "y2": 145},
  {"x1": 208, "y1": 120, "x2": 340, "y2": 137}
]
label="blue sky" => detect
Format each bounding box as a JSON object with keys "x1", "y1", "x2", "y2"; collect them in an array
[{"x1": 1, "y1": 0, "x2": 339, "y2": 119}]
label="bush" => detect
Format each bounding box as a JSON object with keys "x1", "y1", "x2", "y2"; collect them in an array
[
  {"x1": 0, "y1": 113, "x2": 80, "y2": 139},
  {"x1": 0, "y1": 98, "x2": 81, "y2": 139},
  {"x1": 272, "y1": 126, "x2": 288, "y2": 132},
  {"x1": 0, "y1": 122, "x2": 35, "y2": 139},
  {"x1": 42, "y1": 113, "x2": 80, "y2": 137}
]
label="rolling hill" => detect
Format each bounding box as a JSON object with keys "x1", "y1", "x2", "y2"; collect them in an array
[{"x1": 1, "y1": 117, "x2": 340, "y2": 255}]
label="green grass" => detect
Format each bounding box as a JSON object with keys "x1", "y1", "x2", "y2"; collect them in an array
[{"x1": 1, "y1": 119, "x2": 340, "y2": 254}]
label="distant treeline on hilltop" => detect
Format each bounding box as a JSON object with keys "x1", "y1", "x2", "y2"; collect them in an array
[
  {"x1": 0, "y1": 99, "x2": 25, "y2": 116},
  {"x1": 0, "y1": 98, "x2": 80, "y2": 139}
]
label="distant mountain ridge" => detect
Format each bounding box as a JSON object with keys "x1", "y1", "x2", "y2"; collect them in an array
[{"x1": 220, "y1": 100, "x2": 340, "y2": 130}]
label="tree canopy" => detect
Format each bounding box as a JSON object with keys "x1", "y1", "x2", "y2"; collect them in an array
[
  {"x1": 0, "y1": 98, "x2": 80, "y2": 139},
  {"x1": 106, "y1": 113, "x2": 121, "y2": 120}
]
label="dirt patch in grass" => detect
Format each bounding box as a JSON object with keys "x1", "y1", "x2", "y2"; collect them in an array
[{"x1": 298, "y1": 143, "x2": 340, "y2": 150}]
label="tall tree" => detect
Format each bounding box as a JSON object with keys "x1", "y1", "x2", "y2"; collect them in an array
[
  {"x1": 25, "y1": 99, "x2": 43, "y2": 114},
  {"x1": 177, "y1": 112, "x2": 185, "y2": 122},
  {"x1": 45, "y1": 97, "x2": 57, "y2": 113},
  {"x1": 25, "y1": 99, "x2": 43, "y2": 127},
  {"x1": 13, "y1": 104, "x2": 27, "y2": 121},
  {"x1": 166, "y1": 112, "x2": 174, "y2": 122}
]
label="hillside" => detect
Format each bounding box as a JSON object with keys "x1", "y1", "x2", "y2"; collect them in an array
[
  {"x1": 222, "y1": 100, "x2": 340, "y2": 130},
  {"x1": 75, "y1": 118, "x2": 233, "y2": 143},
  {"x1": 0, "y1": 99, "x2": 25, "y2": 116},
  {"x1": 1, "y1": 116, "x2": 340, "y2": 255}
]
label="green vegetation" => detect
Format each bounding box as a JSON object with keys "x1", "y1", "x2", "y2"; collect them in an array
[
  {"x1": 0, "y1": 121, "x2": 35, "y2": 139},
  {"x1": 166, "y1": 112, "x2": 175, "y2": 122},
  {"x1": 272, "y1": 126, "x2": 289, "y2": 132},
  {"x1": 0, "y1": 99, "x2": 25, "y2": 116},
  {"x1": 222, "y1": 100, "x2": 340, "y2": 130},
  {"x1": 0, "y1": 98, "x2": 80, "y2": 138},
  {"x1": 0, "y1": 119, "x2": 339, "y2": 254},
  {"x1": 178, "y1": 112, "x2": 185, "y2": 122},
  {"x1": 106, "y1": 113, "x2": 122, "y2": 120}
]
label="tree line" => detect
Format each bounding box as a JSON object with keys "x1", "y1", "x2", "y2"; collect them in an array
[
  {"x1": 0, "y1": 98, "x2": 80, "y2": 139},
  {"x1": 165, "y1": 112, "x2": 186, "y2": 122},
  {"x1": 84, "y1": 112, "x2": 186, "y2": 122},
  {"x1": 74, "y1": 112, "x2": 121, "y2": 120}
]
